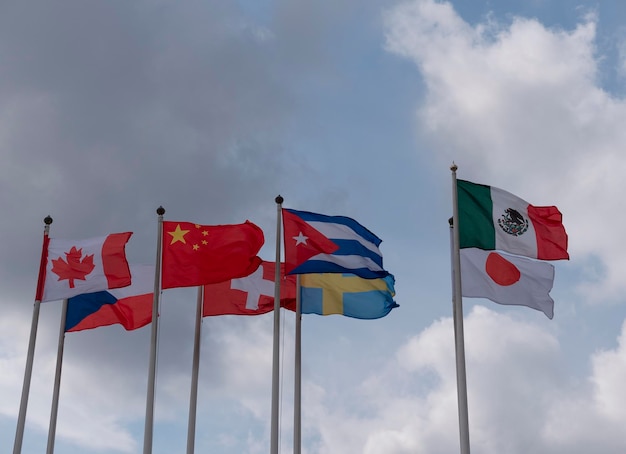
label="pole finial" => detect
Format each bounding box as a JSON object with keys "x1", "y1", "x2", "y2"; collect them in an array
[
  {"x1": 44, "y1": 215, "x2": 53, "y2": 225},
  {"x1": 450, "y1": 162, "x2": 458, "y2": 172},
  {"x1": 275, "y1": 195, "x2": 284, "y2": 205},
  {"x1": 156, "y1": 206, "x2": 165, "y2": 216}
]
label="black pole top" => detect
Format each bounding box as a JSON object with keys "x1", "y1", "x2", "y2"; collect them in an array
[
  {"x1": 156, "y1": 206, "x2": 165, "y2": 216},
  {"x1": 44, "y1": 215, "x2": 53, "y2": 225},
  {"x1": 275, "y1": 195, "x2": 284, "y2": 204}
]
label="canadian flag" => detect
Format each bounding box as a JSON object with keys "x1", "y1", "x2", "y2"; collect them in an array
[
  {"x1": 203, "y1": 261, "x2": 296, "y2": 316},
  {"x1": 39, "y1": 233, "x2": 133, "y2": 303}
]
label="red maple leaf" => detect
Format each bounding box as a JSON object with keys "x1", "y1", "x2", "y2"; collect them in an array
[{"x1": 50, "y1": 246, "x2": 95, "y2": 288}]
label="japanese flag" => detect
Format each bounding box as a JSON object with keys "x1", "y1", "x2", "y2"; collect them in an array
[
  {"x1": 460, "y1": 248, "x2": 555, "y2": 319},
  {"x1": 40, "y1": 233, "x2": 132, "y2": 303}
]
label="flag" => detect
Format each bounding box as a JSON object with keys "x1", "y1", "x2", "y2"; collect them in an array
[
  {"x1": 282, "y1": 208, "x2": 388, "y2": 278},
  {"x1": 460, "y1": 248, "x2": 555, "y2": 319},
  {"x1": 39, "y1": 232, "x2": 132, "y2": 302},
  {"x1": 203, "y1": 261, "x2": 296, "y2": 316},
  {"x1": 66, "y1": 265, "x2": 154, "y2": 332},
  {"x1": 300, "y1": 273, "x2": 397, "y2": 319},
  {"x1": 457, "y1": 179, "x2": 568, "y2": 260},
  {"x1": 161, "y1": 220, "x2": 264, "y2": 289}
]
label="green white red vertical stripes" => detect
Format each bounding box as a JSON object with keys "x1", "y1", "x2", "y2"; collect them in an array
[{"x1": 457, "y1": 179, "x2": 569, "y2": 260}]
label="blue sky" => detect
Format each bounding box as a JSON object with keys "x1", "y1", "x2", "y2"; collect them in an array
[{"x1": 2, "y1": 0, "x2": 626, "y2": 453}]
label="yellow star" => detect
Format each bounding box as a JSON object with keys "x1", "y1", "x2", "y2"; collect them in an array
[
  {"x1": 193, "y1": 244, "x2": 200, "y2": 251},
  {"x1": 168, "y1": 224, "x2": 190, "y2": 245},
  {"x1": 202, "y1": 240, "x2": 208, "y2": 245}
]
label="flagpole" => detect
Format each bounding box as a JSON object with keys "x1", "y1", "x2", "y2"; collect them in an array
[
  {"x1": 270, "y1": 195, "x2": 283, "y2": 454},
  {"x1": 450, "y1": 164, "x2": 471, "y2": 454},
  {"x1": 14, "y1": 215, "x2": 52, "y2": 454},
  {"x1": 293, "y1": 274, "x2": 302, "y2": 454},
  {"x1": 143, "y1": 206, "x2": 164, "y2": 454},
  {"x1": 46, "y1": 298, "x2": 68, "y2": 454},
  {"x1": 186, "y1": 286, "x2": 203, "y2": 454}
]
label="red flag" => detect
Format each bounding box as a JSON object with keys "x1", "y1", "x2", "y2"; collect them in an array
[
  {"x1": 203, "y1": 261, "x2": 296, "y2": 315},
  {"x1": 161, "y1": 220, "x2": 264, "y2": 289}
]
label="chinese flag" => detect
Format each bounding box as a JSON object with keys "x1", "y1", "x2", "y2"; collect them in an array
[{"x1": 161, "y1": 220, "x2": 264, "y2": 289}]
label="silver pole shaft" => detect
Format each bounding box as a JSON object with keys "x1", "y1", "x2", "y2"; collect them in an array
[
  {"x1": 143, "y1": 207, "x2": 164, "y2": 454},
  {"x1": 270, "y1": 196, "x2": 283, "y2": 454},
  {"x1": 13, "y1": 299, "x2": 41, "y2": 454},
  {"x1": 293, "y1": 275, "x2": 302, "y2": 454},
  {"x1": 451, "y1": 164, "x2": 471, "y2": 454},
  {"x1": 14, "y1": 218, "x2": 52, "y2": 454},
  {"x1": 186, "y1": 286, "x2": 203, "y2": 454},
  {"x1": 46, "y1": 299, "x2": 68, "y2": 454}
]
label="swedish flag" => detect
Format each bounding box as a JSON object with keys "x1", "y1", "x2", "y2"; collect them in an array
[{"x1": 300, "y1": 273, "x2": 397, "y2": 319}]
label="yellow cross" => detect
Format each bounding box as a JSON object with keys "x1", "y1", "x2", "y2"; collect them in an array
[{"x1": 300, "y1": 274, "x2": 389, "y2": 315}]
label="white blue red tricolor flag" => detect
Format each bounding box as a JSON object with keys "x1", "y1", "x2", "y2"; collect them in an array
[{"x1": 282, "y1": 208, "x2": 389, "y2": 279}]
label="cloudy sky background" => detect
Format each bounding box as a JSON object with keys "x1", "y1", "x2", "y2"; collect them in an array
[{"x1": 2, "y1": 0, "x2": 626, "y2": 452}]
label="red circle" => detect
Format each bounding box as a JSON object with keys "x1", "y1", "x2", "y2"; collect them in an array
[{"x1": 485, "y1": 252, "x2": 521, "y2": 286}]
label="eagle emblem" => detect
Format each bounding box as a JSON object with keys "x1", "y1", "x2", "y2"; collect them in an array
[{"x1": 497, "y1": 208, "x2": 528, "y2": 236}]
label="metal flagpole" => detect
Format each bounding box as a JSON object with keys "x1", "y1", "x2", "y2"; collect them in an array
[
  {"x1": 46, "y1": 299, "x2": 69, "y2": 454},
  {"x1": 143, "y1": 206, "x2": 165, "y2": 454},
  {"x1": 450, "y1": 164, "x2": 471, "y2": 454},
  {"x1": 270, "y1": 195, "x2": 283, "y2": 454},
  {"x1": 14, "y1": 215, "x2": 53, "y2": 454},
  {"x1": 293, "y1": 275, "x2": 302, "y2": 454},
  {"x1": 186, "y1": 286, "x2": 204, "y2": 454}
]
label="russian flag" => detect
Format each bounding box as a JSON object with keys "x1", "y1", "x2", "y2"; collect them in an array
[{"x1": 66, "y1": 265, "x2": 154, "y2": 332}]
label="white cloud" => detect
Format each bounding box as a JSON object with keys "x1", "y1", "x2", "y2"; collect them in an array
[
  {"x1": 0, "y1": 309, "x2": 148, "y2": 452},
  {"x1": 384, "y1": 0, "x2": 626, "y2": 302},
  {"x1": 301, "y1": 306, "x2": 626, "y2": 454}
]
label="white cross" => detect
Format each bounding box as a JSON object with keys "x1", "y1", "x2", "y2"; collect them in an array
[{"x1": 230, "y1": 265, "x2": 275, "y2": 310}]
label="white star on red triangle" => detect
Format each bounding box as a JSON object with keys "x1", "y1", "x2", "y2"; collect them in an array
[{"x1": 293, "y1": 232, "x2": 308, "y2": 246}]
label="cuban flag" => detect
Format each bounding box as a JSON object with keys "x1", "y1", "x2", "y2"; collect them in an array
[
  {"x1": 282, "y1": 208, "x2": 389, "y2": 279},
  {"x1": 66, "y1": 265, "x2": 154, "y2": 332}
]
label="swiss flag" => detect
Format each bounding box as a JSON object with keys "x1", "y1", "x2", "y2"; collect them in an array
[
  {"x1": 203, "y1": 261, "x2": 296, "y2": 316},
  {"x1": 282, "y1": 209, "x2": 339, "y2": 274}
]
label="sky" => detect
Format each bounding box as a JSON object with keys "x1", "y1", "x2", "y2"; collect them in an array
[{"x1": 2, "y1": 0, "x2": 626, "y2": 453}]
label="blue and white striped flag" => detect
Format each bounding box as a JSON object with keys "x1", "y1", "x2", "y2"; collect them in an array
[{"x1": 282, "y1": 208, "x2": 389, "y2": 279}]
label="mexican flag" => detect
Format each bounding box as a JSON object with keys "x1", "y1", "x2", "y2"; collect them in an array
[{"x1": 457, "y1": 180, "x2": 569, "y2": 260}]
